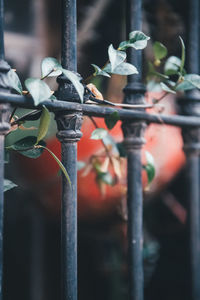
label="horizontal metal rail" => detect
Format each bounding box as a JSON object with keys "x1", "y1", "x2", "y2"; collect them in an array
[{"x1": 0, "y1": 92, "x2": 200, "y2": 128}]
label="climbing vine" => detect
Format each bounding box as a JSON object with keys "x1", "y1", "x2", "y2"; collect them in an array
[{"x1": 4, "y1": 31, "x2": 200, "y2": 192}]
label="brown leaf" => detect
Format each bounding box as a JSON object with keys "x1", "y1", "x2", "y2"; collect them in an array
[
  {"x1": 7, "y1": 117, "x2": 18, "y2": 134},
  {"x1": 100, "y1": 157, "x2": 109, "y2": 173},
  {"x1": 81, "y1": 163, "x2": 93, "y2": 177},
  {"x1": 87, "y1": 83, "x2": 104, "y2": 100},
  {"x1": 111, "y1": 157, "x2": 122, "y2": 178}
]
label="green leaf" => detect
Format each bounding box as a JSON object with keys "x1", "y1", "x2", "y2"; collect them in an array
[
  {"x1": 118, "y1": 41, "x2": 130, "y2": 51},
  {"x1": 97, "y1": 171, "x2": 114, "y2": 185},
  {"x1": 118, "y1": 31, "x2": 150, "y2": 50},
  {"x1": 148, "y1": 61, "x2": 169, "y2": 80},
  {"x1": 147, "y1": 80, "x2": 163, "y2": 92},
  {"x1": 119, "y1": 31, "x2": 150, "y2": 50},
  {"x1": 164, "y1": 56, "x2": 181, "y2": 76},
  {"x1": 62, "y1": 69, "x2": 84, "y2": 103},
  {"x1": 108, "y1": 44, "x2": 126, "y2": 72},
  {"x1": 145, "y1": 151, "x2": 154, "y2": 165},
  {"x1": 50, "y1": 94, "x2": 57, "y2": 100},
  {"x1": 102, "y1": 133, "x2": 119, "y2": 156},
  {"x1": 4, "y1": 179, "x2": 17, "y2": 192},
  {"x1": 36, "y1": 106, "x2": 51, "y2": 144},
  {"x1": 91, "y1": 64, "x2": 111, "y2": 78},
  {"x1": 179, "y1": 36, "x2": 185, "y2": 75},
  {"x1": 176, "y1": 74, "x2": 200, "y2": 91},
  {"x1": 104, "y1": 62, "x2": 138, "y2": 75},
  {"x1": 175, "y1": 81, "x2": 194, "y2": 91},
  {"x1": 153, "y1": 41, "x2": 167, "y2": 60},
  {"x1": 8, "y1": 69, "x2": 23, "y2": 94},
  {"x1": 160, "y1": 82, "x2": 176, "y2": 94},
  {"x1": 38, "y1": 145, "x2": 71, "y2": 186},
  {"x1": 144, "y1": 164, "x2": 155, "y2": 185},
  {"x1": 129, "y1": 31, "x2": 150, "y2": 48},
  {"x1": 8, "y1": 136, "x2": 46, "y2": 158},
  {"x1": 166, "y1": 80, "x2": 176, "y2": 87},
  {"x1": 105, "y1": 111, "x2": 120, "y2": 130},
  {"x1": 90, "y1": 128, "x2": 108, "y2": 140},
  {"x1": 184, "y1": 74, "x2": 200, "y2": 89},
  {"x1": 116, "y1": 142, "x2": 127, "y2": 157},
  {"x1": 25, "y1": 78, "x2": 52, "y2": 106},
  {"x1": 143, "y1": 151, "x2": 156, "y2": 184},
  {"x1": 77, "y1": 161, "x2": 86, "y2": 171},
  {"x1": 41, "y1": 57, "x2": 62, "y2": 78},
  {"x1": 93, "y1": 161, "x2": 102, "y2": 173}
]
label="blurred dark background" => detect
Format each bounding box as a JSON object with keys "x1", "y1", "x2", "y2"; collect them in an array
[{"x1": 3, "y1": 0, "x2": 193, "y2": 300}]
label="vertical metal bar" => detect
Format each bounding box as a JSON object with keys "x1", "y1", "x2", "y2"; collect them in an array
[
  {"x1": 122, "y1": 1, "x2": 146, "y2": 300},
  {"x1": 56, "y1": 111, "x2": 82, "y2": 300},
  {"x1": 126, "y1": 0, "x2": 142, "y2": 82},
  {"x1": 187, "y1": 0, "x2": 199, "y2": 74},
  {"x1": 177, "y1": 102, "x2": 200, "y2": 300},
  {"x1": 0, "y1": 104, "x2": 10, "y2": 300},
  {"x1": 178, "y1": 1, "x2": 200, "y2": 299},
  {"x1": 125, "y1": 146, "x2": 145, "y2": 300},
  {"x1": 61, "y1": 141, "x2": 77, "y2": 300},
  {"x1": 61, "y1": 0, "x2": 77, "y2": 71},
  {"x1": 57, "y1": 1, "x2": 82, "y2": 300},
  {"x1": 0, "y1": 1, "x2": 11, "y2": 297},
  {"x1": 187, "y1": 155, "x2": 200, "y2": 300},
  {"x1": 0, "y1": 135, "x2": 4, "y2": 300},
  {"x1": 186, "y1": 0, "x2": 200, "y2": 299},
  {"x1": 30, "y1": 209, "x2": 45, "y2": 300},
  {"x1": 0, "y1": 0, "x2": 4, "y2": 60}
]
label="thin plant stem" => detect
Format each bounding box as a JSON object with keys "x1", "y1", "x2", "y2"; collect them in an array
[{"x1": 83, "y1": 60, "x2": 110, "y2": 84}]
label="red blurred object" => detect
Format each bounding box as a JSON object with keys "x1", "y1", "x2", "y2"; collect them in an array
[{"x1": 16, "y1": 93, "x2": 185, "y2": 219}]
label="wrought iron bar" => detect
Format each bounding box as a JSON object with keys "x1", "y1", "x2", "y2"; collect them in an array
[
  {"x1": 126, "y1": 0, "x2": 142, "y2": 83},
  {"x1": 188, "y1": 0, "x2": 199, "y2": 74},
  {"x1": 0, "y1": 71, "x2": 11, "y2": 300},
  {"x1": 178, "y1": 0, "x2": 200, "y2": 299},
  {"x1": 56, "y1": 110, "x2": 82, "y2": 300},
  {"x1": 61, "y1": 0, "x2": 77, "y2": 71},
  {"x1": 0, "y1": 0, "x2": 12, "y2": 298},
  {"x1": 0, "y1": 100, "x2": 10, "y2": 300},
  {"x1": 0, "y1": 0, "x2": 4, "y2": 60},
  {"x1": 1, "y1": 93, "x2": 200, "y2": 127},
  {"x1": 122, "y1": 0, "x2": 145, "y2": 300},
  {"x1": 178, "y1": 95, "x2": 200, "y2": 300},
  {"x1": 57, "y1": 1, "x2": 82, "y2": 300}
]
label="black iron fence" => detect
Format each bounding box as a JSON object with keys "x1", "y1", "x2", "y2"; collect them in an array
[{"x1": 0, "y1": 0, "x2": 200, "y2": 300}]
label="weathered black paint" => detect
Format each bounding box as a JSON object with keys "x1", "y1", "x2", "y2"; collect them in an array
[
  {"x1": 126, "y1": 0, "x2": 142, "y2": 83},
  {"x1": 0, "y1": 135, "x2": 4, "y2": 300},
  {"x1": 1, "y1": 93, "x2": 200, "y2": 127},
  {"x1": 0, "y1": 4, "x2": 11, "y2": 295},
  {"x1": 188, "y1": 0, "x2": 199, "y2": 74},
  {"x1": 61, "y1": 0, "x2": 77, "y2": 71},
  {"x1": 187, "y1": 156, "x2": 200, "y2": 300},
  {"x1": 178, "y1": 0, "x2": 200, "y2": 299},
  {"x1": 1, "y1": 93, "x2": 200, "y2": 128},
  {"x1": 56, "y1": 111, "x2": 82, "y2": 300},
  {"x1": 122, "y1": 0, "x2": 146, "y2": 299},
  {"x1": 0, "y1": 53, "x2": 12, "y2": 300},
  {"x1": 0, "y1": 104, "x2": 10, "y2": 300},
  {"x1": 0, "y1": 0, "x2": 4, "y2": 60},
  {"x1": 57, "y1": 2, "x2": 82, "y2": 300},
  {"x1": 178, "y1": 94, "x2": 200, "y2": 300}
]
